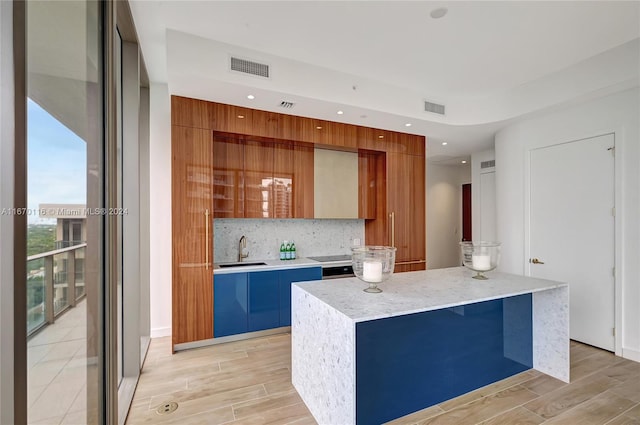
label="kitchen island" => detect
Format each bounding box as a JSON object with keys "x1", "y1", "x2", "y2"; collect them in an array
[{"x1": 291, "y1": 266, "x2": 569, "y2": 425}]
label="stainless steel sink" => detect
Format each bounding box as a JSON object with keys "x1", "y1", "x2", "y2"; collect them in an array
[{"x1": 218, "y1": 262, "x2": 267, "y2": 268}]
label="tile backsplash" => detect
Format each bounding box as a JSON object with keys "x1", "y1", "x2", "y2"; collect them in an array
[{"x1": 213, "y1": 218, "x2": 364, "y2": 263}]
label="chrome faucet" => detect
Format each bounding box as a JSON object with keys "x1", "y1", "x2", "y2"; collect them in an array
[{"x1": 238, "y1": 235, "x2": 249, "y2": 262}]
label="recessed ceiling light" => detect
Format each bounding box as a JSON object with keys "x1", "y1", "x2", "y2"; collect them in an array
[
  {"x1": 405, "y1": 123, "x2": 412, "y2": 127},
  {"x1": 461, "y1": 160, "x2": 467, "y2": 164},
  {"x1": 337, "y1": 110, "x2": 344, "y2": 115},
  {"x1": 247, "y1": 94, "x2": 255, "y2": 100},
  {"x1": 237, "y1": 115, "x2": 245, "y2": 119},
  {"x1": 378, "y1": 135, "x2": 384, "y2": 139},
  {"x1": 442, "y1": 142, "x2": 448, "y2": 146},
  {"x1": 316, "y1": 126, "x2": 322, "y2": 130},
  {"x1": 430, "y1": 7, "x2": 448, "y2": 19}
]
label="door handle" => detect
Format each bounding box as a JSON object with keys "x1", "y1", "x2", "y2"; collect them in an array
[
  {"x1": 205, "y1": 209, "x2": 210, "y2": 270},
  {"x1": 389, "y1": 212, "x2": 395, "y2": 248},
  {"x1": 530, "y1": 258, "x2": 545, "y2": 264}
]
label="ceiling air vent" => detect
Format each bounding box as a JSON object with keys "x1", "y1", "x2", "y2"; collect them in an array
[
  {"x1": 424, "y1": 100, "x2": 446, "y2": 115},
  {"x1": 481, "y1": 160, "x2": 496, "y2": 169},
  {"x1": 230, "y1": 57, "x2": 270, "y2": 78},
  {"x1": 278, "y1": 101, "x2": 295, "y2": 109}
]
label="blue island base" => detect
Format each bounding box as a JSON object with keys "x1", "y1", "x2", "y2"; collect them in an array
[{"x1": 356, "y1": 294, "x2": 533, "y2": 425}]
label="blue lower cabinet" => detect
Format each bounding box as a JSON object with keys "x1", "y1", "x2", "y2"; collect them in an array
[
  {"x1": 214, "y1": 266, "x2": 322, "y2": 337},
  {"x1": 213, "y1": 273, "x2": 248, "y2": 337},
  {"x1": 248, "y1": 271, "x2": 280, "y2": 332},
  {"x1": 279, "y1": 267, "x2": 322, "y2": 326}
]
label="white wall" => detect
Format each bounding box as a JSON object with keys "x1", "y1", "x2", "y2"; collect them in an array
[
  {"x1": 471, "y1": 149, "x2": 496, "y2": 242},
  {"x1": 495, "y1": 87, "x2": 640, "y2": 361},
  {"x1": 426, "y1": 163, "x2": 471, "y2": 269},
  {"x1": 149, "y1": 83, "x2": 172, "y2": 338}
]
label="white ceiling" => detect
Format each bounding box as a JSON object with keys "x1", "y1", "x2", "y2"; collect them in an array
[{"x1": 129, "y1": 1, "x2": 640, "y2": 164}]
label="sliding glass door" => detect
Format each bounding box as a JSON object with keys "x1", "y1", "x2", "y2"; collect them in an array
[{"x1": 25, "y1": 1, "x2": 104, "y2": 423}]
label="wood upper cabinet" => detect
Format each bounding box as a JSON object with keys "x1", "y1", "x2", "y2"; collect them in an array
[
  {"x1": 292, "y1": 143, "x2": 314, "y2": 218},
  {"x1": 244, "y1": 139, "x2": 274, "y2": 218},
  {"x1": 357, "y1": 127, "x2": 388, "y2": 152},
  {"x1": 171, "y1": 125, "x2": 214, "y2": 347},
  {"x1": 212, "y1": 134, "x2": 245, "y2": 218},
  {"x1": 358, "y1": 152, "x2": 385, "y2": 219},
  {"x1": 212, "y1": 134, "x2": 314, "y2": 219},
  {"x1": 172, "y1": 96, "x2": 210, "y2": 129}
]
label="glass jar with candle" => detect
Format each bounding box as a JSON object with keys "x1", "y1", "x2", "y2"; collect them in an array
[
  {"x1": 351, "y1": 246, "x2": 397, "y2": 293},
  {"x1": 460, "y1": 241, "x2": 501, "y2": 280}
]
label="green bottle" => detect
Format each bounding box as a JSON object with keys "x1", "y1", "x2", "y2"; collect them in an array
[
  {"x1": 285, "y1": 241, "x2": 292, "y2": 260},
  {"x1": 280, "y1": 241, "x2": 286, "y2": 261},
  {"x1": 290, "y1": 241, "x2": 296, "y2": 260}
]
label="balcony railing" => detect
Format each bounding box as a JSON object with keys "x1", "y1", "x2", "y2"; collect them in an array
[
  {"x1": 55, "y1": 239, "x2": 85, "y2": 249},
  {"x1": 27, "y1": 243, "x2": 87, "y2": 337}
]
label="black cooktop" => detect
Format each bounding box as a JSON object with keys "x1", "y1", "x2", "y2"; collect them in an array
[{"x1": 307, "y1": 255, "x2": 351, "y2": 262}]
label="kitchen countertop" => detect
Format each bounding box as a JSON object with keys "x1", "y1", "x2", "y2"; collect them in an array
[
  {"x1": 213, "y1": 257, "x2": 351, "y2": 274},
  {"x1": 293, "y1": 266, "x2": 568, "y2": 323}
]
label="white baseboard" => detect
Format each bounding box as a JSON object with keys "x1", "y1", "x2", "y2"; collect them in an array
[
  {"x1": 150, "y1": 327, "x2": 171, "y2": 338},
  {"x1": 622, "y1": 346, "x2": 640, "y2": 362}
]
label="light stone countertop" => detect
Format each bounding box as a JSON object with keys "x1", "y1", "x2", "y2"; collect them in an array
[
  {"x1": 213, "y1": 257, "x2": 336, "y2": 274},
  {"x1": 293, "y1": 266, "x2": 567, "y2": 323}
]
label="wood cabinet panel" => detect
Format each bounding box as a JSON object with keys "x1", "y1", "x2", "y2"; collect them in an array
[
  {"x1": 171, "y1": 125, "x2": 214, "y2": 346},
  {"x1": 357, "y1": 126, "x2": 387, "y2": 152},
  {"x1": 407, "y1": 134, "x2": 426, "y2": 157},
  {"x1": 292, "y1": 144, "x2": 314, "y2": 218},
  {"x1": 244, "y1": 139, "x2": 274, "y2": 218},
  {"x1": 212, "y1": 134, "x2": 245, "y2": 218},
  {"x1": 280, "y1": 114, "x2": 305, "y2": 142},
  {"x1": 388, "y1": 153, "x2": 426, "y2": 264},
  {"x1": 210, "y1": 103, "x2": 254, "y2": 134},
  {"x1": 172, "y1": 96, "x2": 211, "y2": 129},
  {"x1": 358, "y1": 152, "x2": 385, "y2": 219},
  {"x1": 251, "y1": 110, "x2": 282, "y2": 139},
  {"x1": 273, "y1": 141, "x2": 294, "y2": 218},
  {"x1": 394, "y1": 261, "x2": 427, "y2": 273},
  {"x1": 368, "y1": 152, "x2": 425, "y2": 270},
  {"x1": 408, "y1": 154, "x2": 426, "y2": 262}
]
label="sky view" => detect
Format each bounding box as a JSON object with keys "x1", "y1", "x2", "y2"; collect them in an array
[{"x1": 28, "y1": 98, "x2": 87, "y2": 224}]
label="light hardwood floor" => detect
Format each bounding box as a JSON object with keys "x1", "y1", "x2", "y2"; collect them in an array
[{"x1": 126, "y1": 335, "x2": 640, "y2": 425}]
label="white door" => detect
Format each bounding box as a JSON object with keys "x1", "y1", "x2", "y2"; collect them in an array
[{"x1": 529, "y1": 133, "x2": 615, "y2": 351}]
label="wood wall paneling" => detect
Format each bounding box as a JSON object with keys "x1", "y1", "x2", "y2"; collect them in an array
[{"x1": 171, "y1": 125, "x2": 214, "y2": 346}]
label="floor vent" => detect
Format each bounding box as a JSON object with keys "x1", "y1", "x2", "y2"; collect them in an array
[
  {"x1": 424, "y1": 100, "x2": 446, "y2": 115},
  {"x1": 230, "y1": 57, "x2": 270, "y2": 78},
  {"x1": 279, "y1": 101, "x2": 295, "y2": 109},
  {"x1": 156, "y1": 402, "x2": 178, "y2": 415},
  {"x1": 481, "y1": 160, "x2": 496, "y2": 169}
]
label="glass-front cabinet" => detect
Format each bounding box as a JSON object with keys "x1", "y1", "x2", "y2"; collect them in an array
[{"x1": 212, "y1": 133, "x2": 311, "y2": 219}]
